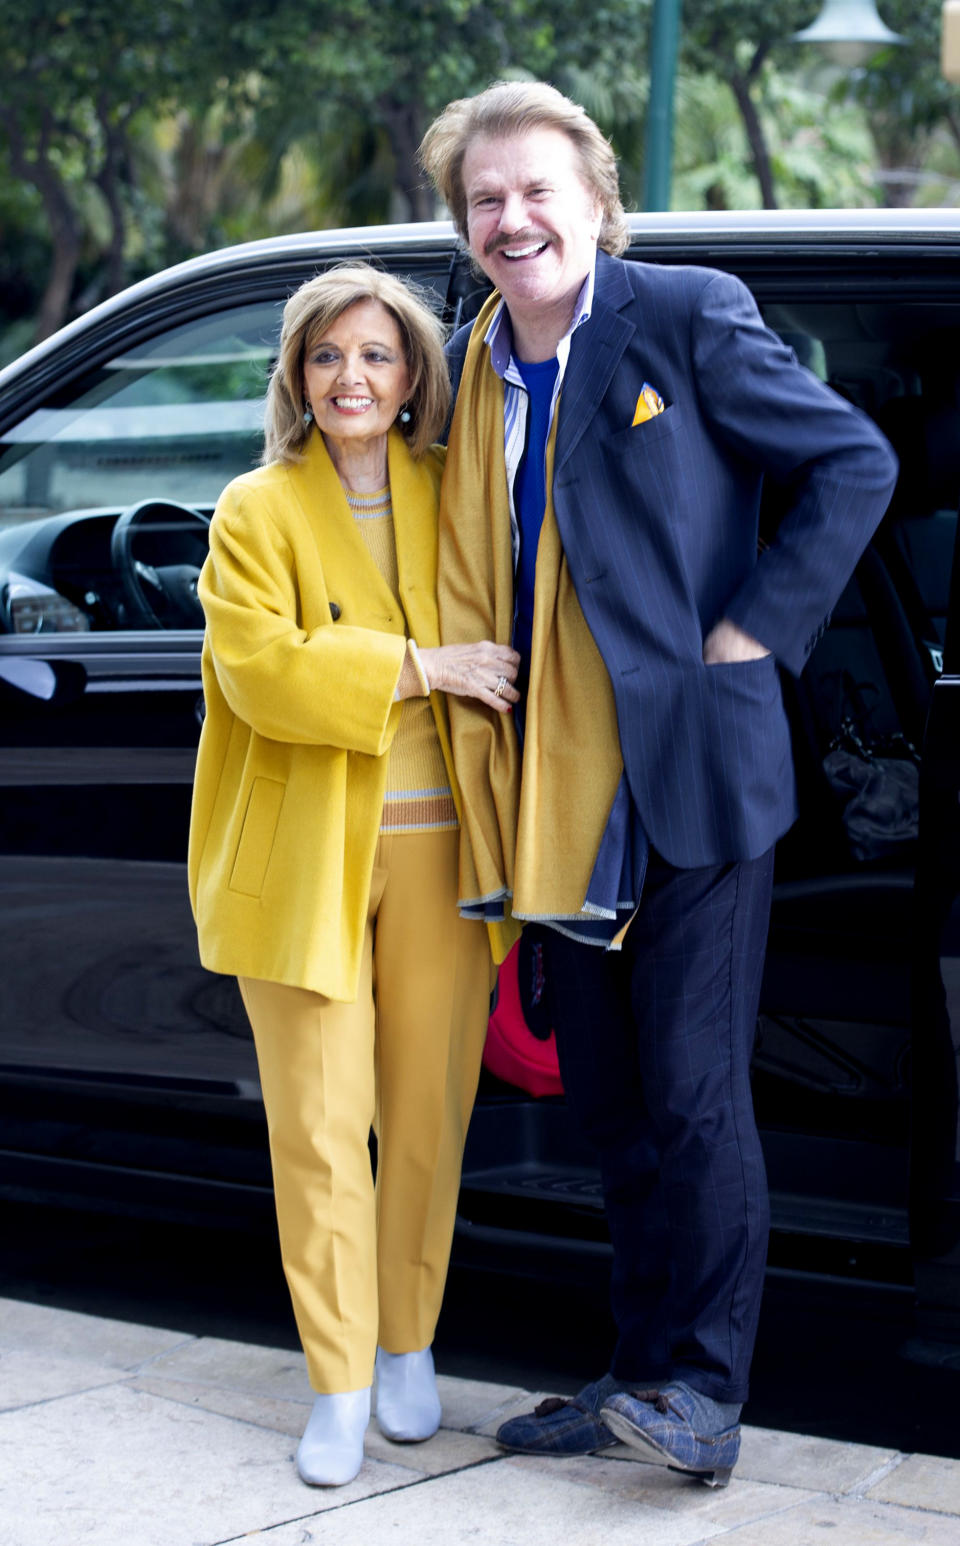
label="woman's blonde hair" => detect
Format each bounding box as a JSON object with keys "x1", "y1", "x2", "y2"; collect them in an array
[
  {"x1": 419, "y1": 80, "x2": 630, "y2": 259},
  {"x1": 262, "y1": 264, "x2": 450, "y2": 464}
]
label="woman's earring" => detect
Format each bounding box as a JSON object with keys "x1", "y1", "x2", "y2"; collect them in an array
[
  {"x1": 399, "y1": 403, "x2": 412, "y2": 424},
  {"x1": 303, "y1": 404, "x2": 314, "y2": 426}
]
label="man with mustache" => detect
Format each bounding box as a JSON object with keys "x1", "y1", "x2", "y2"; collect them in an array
[{"x1": 420, "y1": 82, "x2": 897, "y2": 1486}]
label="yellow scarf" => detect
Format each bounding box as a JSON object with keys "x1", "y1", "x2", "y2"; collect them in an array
[{"x1": 438, "y1": 295, "x2": 624, "y2": 935}]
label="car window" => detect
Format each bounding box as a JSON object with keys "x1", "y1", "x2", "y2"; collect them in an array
[
  {"x1": 0, "y1": 303, "x2": 278, "y2": 522},
  {"x1": 0, "y1": 302, "x2": 280, "y2": 634}
]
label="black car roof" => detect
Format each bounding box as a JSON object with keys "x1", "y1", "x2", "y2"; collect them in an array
[{"x1": 4, "y1": 208, "x2": 960, "y2": 399}]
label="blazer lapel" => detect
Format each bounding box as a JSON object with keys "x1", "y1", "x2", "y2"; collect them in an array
[{"x1": 555, "y1": 255, "x2": 637, "y2": 473}]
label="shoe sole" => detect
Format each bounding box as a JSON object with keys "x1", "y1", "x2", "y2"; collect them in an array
[
  {"x1": 377, "y1": 1421, "x2": 441, "y2": 1443},
  {"x1": 495, "y1": 1434, "x2": 620, "y2": 1457},
  {"x1": 600, "y1": 1408, "x2": 735, "y2": 1488},
  {"x1": 297, "y1": 1457, "x2": 364, "y2": 1486}
]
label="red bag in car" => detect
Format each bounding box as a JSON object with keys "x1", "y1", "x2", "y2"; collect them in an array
[{"x1": 483, "y1": 931, "x2": 563, "y2": 1097}]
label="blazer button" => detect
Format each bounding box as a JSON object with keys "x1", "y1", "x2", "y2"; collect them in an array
[{"x1": 329, "y1": 602, "x2": 341, "y2": 620}]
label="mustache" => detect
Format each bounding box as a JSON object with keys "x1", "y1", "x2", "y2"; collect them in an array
[{"x1": 483, "y1": 230, "x2": 552, "y2": 257}]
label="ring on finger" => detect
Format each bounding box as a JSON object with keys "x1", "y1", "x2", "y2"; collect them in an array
[{"x1": 495, "y1": 675, "x2": 508, "y2": 698}]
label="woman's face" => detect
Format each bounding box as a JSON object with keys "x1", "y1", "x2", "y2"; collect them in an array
[{"x1": 303, "y1": 298, "x2": 412, "y2": 455}]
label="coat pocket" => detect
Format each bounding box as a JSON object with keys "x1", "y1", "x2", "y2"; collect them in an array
[
  {"x1": 604, "y1": 404, "x2": 683, "y2": 453},
  {"x1": 229, "y1": 777, "x2": 285, "y2": 897}
]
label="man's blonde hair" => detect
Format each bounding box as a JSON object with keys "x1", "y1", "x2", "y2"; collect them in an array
[
  {"x1": 419, "y1": 80, "x2": 629, "y2": 258},
  {"x1": 263, "y1": 264, "x2": 450, "y2": 465}
]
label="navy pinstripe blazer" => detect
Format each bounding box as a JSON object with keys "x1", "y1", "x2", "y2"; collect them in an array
[{"x1": 448, "y1": 251, "x2": 899, "y2": 869}]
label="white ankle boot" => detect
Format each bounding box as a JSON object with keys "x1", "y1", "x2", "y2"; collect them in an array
[
  {"x1": 296, "y1": 1387, "x2": 371, "y2": 1486},
  {"x1": 375, "y1": 1345, "x2": 442, "y2": 1442}
]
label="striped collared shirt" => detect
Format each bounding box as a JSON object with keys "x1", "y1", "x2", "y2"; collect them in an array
[{"x1": 483, "y1": 258, "x2": 597, "y2": 571}]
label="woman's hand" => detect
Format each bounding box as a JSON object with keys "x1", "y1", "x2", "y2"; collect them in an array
[{"x1": 404, "y1": 642, "x2": 521, "y2": 713}]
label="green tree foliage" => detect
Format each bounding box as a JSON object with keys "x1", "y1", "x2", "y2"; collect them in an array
[
  {"x1": 839, "y1": 0, "x2": 960, "y2": 204},
  {"x1": 246, "y1": 0, "x2": 650, "y2": 222},
  {"x1": 0, "y1": 0, "x2": 653, "y2": 340},
  {"x1": 671, "y1": 67, "x2": 876, "y2": 210},
  {"x1": 0, "y1": 0, "x2": 240, "y2": 339},
  {"x1": 680, "y1": 0, "x2": 821, "y2": 206},
  {"x1": 1, "y1": 0, "x2": 958, "y2": 352},
  {"x1": 676, "y1": 0, "x2": 957, "y2": 210}
]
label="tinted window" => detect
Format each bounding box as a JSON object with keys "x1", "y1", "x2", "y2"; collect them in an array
[
  {"x1": 0, "y1": 303, "x2": 281, "y2": 633},
  {"x1": 0, "y1": 303, "x2": 279, "y2": 525}
]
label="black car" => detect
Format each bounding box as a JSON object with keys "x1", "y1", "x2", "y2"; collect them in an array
[{"x1": 1, "y1": 211, "x2": 958, "y2": 1339}]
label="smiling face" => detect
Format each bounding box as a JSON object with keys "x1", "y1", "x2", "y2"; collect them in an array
[
  {"x1": 302, "y1": 298, "x2": 412, "y2": 464},
  {"x1": 462, "y1": 126, "x2": 602, "y2": 356}
]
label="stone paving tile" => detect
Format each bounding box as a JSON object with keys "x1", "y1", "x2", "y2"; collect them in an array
[
  {"x1": 146, "y1": 1334, "x2": 314, "y2": 1403},
  {"x1": 505, "y1": 1450, "x2": 806, "y2": 1526},
  {"x1": 869, "y1": 1454, "x2": 960, "y2": 1515},
  {"x1": 0, "y1": 1295, "x2": 189, "y2": 1369},
  {"x1": 503, "y1": 1447, "x2": 810, "y2": 1533},
  {"x1": 232, "y1": 1458, "x2": 742, "y2": 1546},
  {"x1": 130, "y1": 1373, "x2": 307, "y2": 1437},
  {"x1": 434, "y1": 1372, "x2": 529, "y2": 1432},
  {"x1": 129, "y1": 1373, "x2": 500, "y2": 1476},
  {"x1": 235, "y1": 1452, "x2": 813, "y2": 1546},
  {"x1": 7, "y1": 1299, "x2": 960, "y2": 1546},
  {"x1": 0, "y1": 1348, "x2": 129, "y2": 1412},
  {"x1": 0, "y1": 1379, "x2": 418, "y2": 1546},
  {"x1": 712, "y1": 1495, "x2": 960, "y2": 1543},
  {"x1": 737, "y1": 1422, "x2": 902, "y2": 1493},
  {"x1": 468, "y1": 1386, "x2": 555, "y2": 1437},
  {"x1": 364, "y1": 1424, "x2": 501, "y2": 1475}
]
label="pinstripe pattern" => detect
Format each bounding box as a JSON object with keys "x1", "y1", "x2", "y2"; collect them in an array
[
  {"x1": 547, "y1": 252, "x2": 898, "y2": 868},
  {"x1": 542, "y1": 847, "x2": 774, "y2": 1402},
  {"x1": 447, "y1": 253, "x2": 898, "y2": 870},
  {"x1": 538, "y1": 258, "x2": 896, "y2": 1401},
  {"x1": 445, "y1": 246, "x2": 899, "y2": 1418}
]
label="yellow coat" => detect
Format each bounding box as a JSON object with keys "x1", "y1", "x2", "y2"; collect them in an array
[{"x1": 188, "y1": 426, "x2": 471, "y2": 1002}]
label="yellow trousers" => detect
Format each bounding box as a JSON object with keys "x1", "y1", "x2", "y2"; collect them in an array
[{"x1": 239, "y1": 828, "x2": 493, "y2": 1394}]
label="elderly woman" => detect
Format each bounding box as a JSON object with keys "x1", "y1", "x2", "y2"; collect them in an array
[{"x1": 188, "y1": 265, "x2": 519, "y2": 1488}]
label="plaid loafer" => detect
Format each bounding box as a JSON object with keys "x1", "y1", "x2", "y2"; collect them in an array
[
  {"x1": 495, "y1": 1374, "x2": 623, "y2": 1455},
  {"x1": 600, "y1": 1385, "x2": 740, "y2": 1487}
]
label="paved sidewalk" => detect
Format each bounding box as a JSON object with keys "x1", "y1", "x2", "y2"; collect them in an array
[{"x1": 2, "y1": 1295, "x2": 960, "y2": 1545}]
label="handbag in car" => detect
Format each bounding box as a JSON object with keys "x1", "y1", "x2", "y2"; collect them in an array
[{"x1": 822, "y1": 714, "x2": 919, "y2": 863}]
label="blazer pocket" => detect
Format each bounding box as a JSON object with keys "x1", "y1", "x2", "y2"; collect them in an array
[
  {"x1": 701, "y1": 653, "x2": 779, "y2": 704},
  {"x1": 606, "y1": 405, "x2": 684, "y2": 453},
  {"x1": 229, "y1": 776, "x2": 285, "y2": 897}
]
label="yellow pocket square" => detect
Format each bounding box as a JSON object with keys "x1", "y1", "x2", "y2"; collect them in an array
[{"x1": 632, "y1": 383, "x2": 666, "y2": 426}]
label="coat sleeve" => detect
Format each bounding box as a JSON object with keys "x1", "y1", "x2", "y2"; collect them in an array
[
  {"x1": 690, "y1": 270, "x2": 899, "y2": 676},
  {"x1": 199, "y1": 480, "x2": 406, "y2": 753}
]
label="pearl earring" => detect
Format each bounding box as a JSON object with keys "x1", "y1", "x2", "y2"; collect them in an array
[
  {"x1": 303, "y1": 404, "x2": 314, "y2": 426},
  {"x1": 399, "y1": 403, "x2": 412, "y2": 424}
]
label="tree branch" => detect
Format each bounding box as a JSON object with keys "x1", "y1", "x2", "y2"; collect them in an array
[
  {"x1": 729, "y1": 69, "x2": 778, "y2": 209},
  {"x1": 0, "y1": 105, "x2": 82, "y2": 339}
]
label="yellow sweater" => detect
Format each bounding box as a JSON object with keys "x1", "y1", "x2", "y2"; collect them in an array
[{"x1": 346, "y1": 485, "x2": 457, "y2": 835}]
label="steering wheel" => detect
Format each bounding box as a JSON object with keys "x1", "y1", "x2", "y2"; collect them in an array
[{"x1": 111, "y1": 499, "x2": 211, "y2": 628}]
